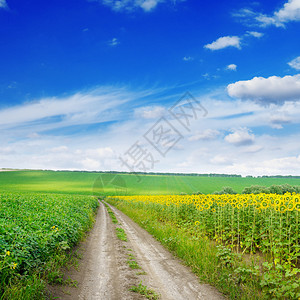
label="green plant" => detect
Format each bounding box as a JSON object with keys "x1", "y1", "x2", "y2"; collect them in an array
[
  {"x1": 115, "y1": 227, "x2": 127, "y2": 241},
  {"x1": 0, "y1": 191, "x2": 98, "y2": 299},
  {"x1": 130, "y1": 281, "x2": 160, "y2": 299}
]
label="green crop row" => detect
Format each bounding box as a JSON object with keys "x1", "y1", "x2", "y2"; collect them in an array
[{"x1": 0, "y1": 192, "x2": 99, "y2": 299}]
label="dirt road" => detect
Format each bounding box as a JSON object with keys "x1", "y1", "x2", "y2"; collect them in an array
[{"x1": 50, "y1": 201, "x2": 225, "y2": 300}]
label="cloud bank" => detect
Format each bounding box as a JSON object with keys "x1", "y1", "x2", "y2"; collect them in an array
[{"x1": 227, "y1": 74, "x2": 300, "y2": 104}]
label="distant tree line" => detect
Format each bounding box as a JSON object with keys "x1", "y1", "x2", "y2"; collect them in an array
[
  {"x1": 53, "y1": 170, "x2": 242, "y2": 177},
  {"x1": 208, "y1": 184, "x2": 300, "y2": 195},
  {"x1": 28, "y1": 169, "x2": 300, "y2": 179}
]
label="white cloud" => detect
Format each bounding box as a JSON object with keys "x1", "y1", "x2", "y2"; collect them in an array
[
  {"x1": 241, "y1": 144, "x2": 263, "y2": 153},
  {"x1": 226, "y1": 64, "x2": 237, "y2": 71},
  {"x1": 226, "y1": 154, "x2": 300, "y2": 176},
  {"x1": 183, "y1": 56, "x2": 194, "y2": 61},
  {"x1": 86, "y1": 147, "x2": 115, "y2": 158},
  {"x1": 0, "y1": 87, "x2": 138, "y2": 129},
  {"x1": 0, "y1": 0, "x2": 7, "y2": 8},
  {"x1": 1, "y1": 85, "x2": 300, "y2": 176},
  {"x1": 80, "y1": 157, "x2": 102, "y2": 170},
  {"x1": 140, "y1": 0, "x2": 159, "y2": 11},
  {"x1": 246, "y1": 31, "x2": 264, "y2": 38},
  {"x1": 210, "y1": 155, "x2": 232, "y2": 165},
  {"x1": 288, "y1": 56, "x2": 300, "y2": 70},
  {"x1": 188, "y1": 129, "x2": 220, "y2": 141},
  {"x1": 134, "y1": 105, "x2": 166, "y2": 119},
  {"x1": 50, "y1": 146, "x2": 69, "y2": 153},
  {"x1": 263, "y1": 155, "x2": 300, "y2": 172},
  {"x1": 100, "y1": 0, "x2": 181, "y2": 12},
  {"x1": 227, "y1": 74, "x2": 300, "y2": 104},
  {"x1": 204, "y1": 36, "x2": 241, "y2": 50},
  {"x1": 237, "y1": 0, "x2": 300, "y2": 27},
  {"x1": 225, "y1": 127, "x2": 255, "y2": 146},
  {"x1": 108, "y1": 37, "x2": 120, "y2": 46},
  {"x1": 273, "y1": 0, "x2": 300, "y2": 24}
]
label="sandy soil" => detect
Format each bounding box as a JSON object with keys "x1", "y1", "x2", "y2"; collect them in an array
[{"x1": 50, "y1": 201, "x2": 225, "y2": 300}]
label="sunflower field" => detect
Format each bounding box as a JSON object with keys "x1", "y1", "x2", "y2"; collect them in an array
[
  {"x1": 110, "y1": 193, "x2": 300, "y2": 298},
  {"x1": 112, "y1": 194, "x2": 299, "y2": 263}
]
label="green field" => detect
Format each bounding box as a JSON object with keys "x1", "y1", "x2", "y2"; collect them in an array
[
  {"x1": 0, "y1": 191, "x2": 98, "y2": 299},
  {"x1": 1, "y1": 170, "x2": 300, "y2": 195},
  {"x1": 1, "y1": 170, "x2": 300, "y2": 299}
]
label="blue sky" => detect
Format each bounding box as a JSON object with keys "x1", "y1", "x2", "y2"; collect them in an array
[{"x1": 0, "y1": 0, "x2": 300, "y2": 175}]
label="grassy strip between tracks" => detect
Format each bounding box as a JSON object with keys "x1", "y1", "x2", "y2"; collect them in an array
[
  {"x1": 106, "y1": 197, "x2": 300, "y2": 300},
  {"x1": 104, "y1": 202, "x2": 160, "y2": 299}
]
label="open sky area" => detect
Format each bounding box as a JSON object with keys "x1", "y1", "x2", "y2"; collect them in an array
[{"x1": 0, "y1": 0, "x2": 300, "y2": 176}]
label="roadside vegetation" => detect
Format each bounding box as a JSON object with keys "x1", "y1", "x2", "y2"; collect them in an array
[
  {"x1": 107, "y1": 193, "x2": 300, "y2": 299},
  {"x1": 0, "y1": 192, "x2": 99, "y2": 299}
]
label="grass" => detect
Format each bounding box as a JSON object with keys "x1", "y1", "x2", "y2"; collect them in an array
[
  {"x1": 127, "y1": 258, "x2": 141, "y2": 269},
  {"x1": 107, "y1": 197, "x2": 288, "y2": 300},
  {"x1": 105, "y1": 204, "x2": 119, "y2": 224},
  {"x1": 130, "y1": 281, "x2": 160, "y2": 300},
  {"x1": 1, "y1": 170, "x2": 300, "y2": 195},
  {"x1": 104, "y1": 203, "x2": 128, "y2": 241},
  {"x1": 115, "y1": 227, "x2": 127, "y2": 241}
]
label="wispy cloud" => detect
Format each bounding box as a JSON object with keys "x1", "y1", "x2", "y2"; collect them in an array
[
  {"x1": 0, "y1": 0, "x2": 7, "y2": 9},
  {"x1": 204, "y1": 36, "x2": 241, "y2": 50},
  {"x1": 108, "y1": 37, "x2": 120, "y2": 46},
  {"x1": 183, "y1": 56, "x2": 194, "y2": 61},
  {"x1": 188, "y1": 129, "x2": 220, "y2": 141},
  {"x1": 288, "y1": 56, "x2": 300, "y2": 70},
  {"x1": 134, "y1": 105, "x2": 166, "y2": 119},
  {"x1": 246, "y1": 31, "x2": 264, "y2": 38},
  {"x1": 235, "y1": 0, "x2": 300, "y2": 28},
  {"x1": 99, "y1": 0, "x2": 183, "y2": 12},
  {"x1": 0, "y1": 88, "x2": 128, "y2": 129}
]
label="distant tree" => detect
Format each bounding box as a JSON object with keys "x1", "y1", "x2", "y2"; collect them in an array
[
  {"x1": 192, "y1": 191, "x2": 203, "y2": 195},
  {"x1": 269, "y1": 185, "x2": 283, "y2": 195},
  {"x1": 280, "y1": 184, "x2": 296, "y2": 194},
  {"x1": 213, "y1": 186, "x2": 237, "y2": 195},
  {"x1": 242, "y1": 185, "x2": 270, "y2": 194}
]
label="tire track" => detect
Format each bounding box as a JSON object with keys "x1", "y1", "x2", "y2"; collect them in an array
[
  {"x1": 108, "y1": 203, "x2": 225, "y2": 300},
  {"x1": 50, "y1": 201, "x2": 225, "y2": 300},
  {"x1": 50, "y1": 201, "x2": 143, "y2": 300}
]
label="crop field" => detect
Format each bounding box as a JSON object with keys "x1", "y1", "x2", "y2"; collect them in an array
[
  {"x1": 1, "y1": 170, "x2": 300, "y2": 195},
  {"x1": 108, "y1": 193, "x2": 300, "y2": 299},
  {"x1": 1, "y1": 170, "x2": 300, "y2": 299},
  {"x1": 0, "y1": 191, "x2": 98, "y2": 299}
]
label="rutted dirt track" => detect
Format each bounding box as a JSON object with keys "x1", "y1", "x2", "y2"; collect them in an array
[{"x1": 50, "y1": 201, "x2": 225, "y2": 300}]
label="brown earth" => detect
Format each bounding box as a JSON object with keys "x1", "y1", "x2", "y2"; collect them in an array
[{"x1": 49, "y1": 201, "x2": 225, "y2": 300}]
